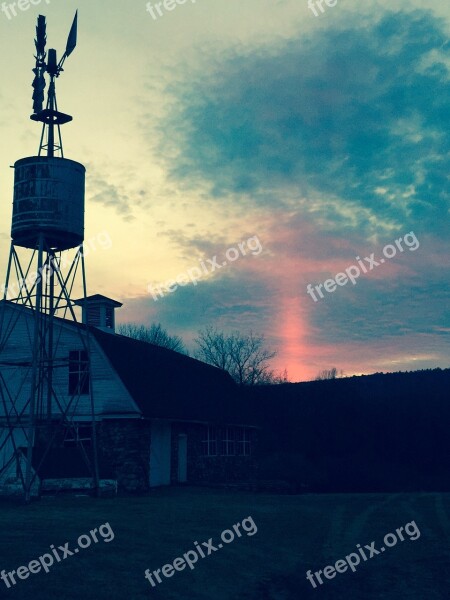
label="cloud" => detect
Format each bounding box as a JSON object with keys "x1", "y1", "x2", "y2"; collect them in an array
[
  {"x1": 156, "y1": 228, "x2": 229, "y2": 256},
  {"x1": 122, "y1": 6, "x2": 450, "y2": 381},
  {"x1": 154, "y1": 9, "x2": 450, "y2": 237},
  {"x1": 121, "y1": 269, "x2": 274, "y2": 341},
  {"x1": 309, "y1": 273, "x2": 449, "y2": 343},
  {"x1": 86, "y1": 167, "x2": 135, "y2": 221}
]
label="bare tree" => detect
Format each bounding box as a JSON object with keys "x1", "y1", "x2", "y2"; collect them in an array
[
  {"x1": 315, "y1": 367, "x2": 344, "y2": 381},
  {"x1": 195, "y1": 327, "x2": 287, "y2": 385},
  {"x1": 117, "y1": 323, "x2": 187, "y2": 354},
  {"x1": 265, "y1": 368, "x2": 289, "y2": 385}
]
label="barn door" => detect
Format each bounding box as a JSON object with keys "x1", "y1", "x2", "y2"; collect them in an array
[
  {"x1": 177, "y1": 434, "x2": 187, "y2": 483},
  {"x1": 149, "y1": 421, "x2": 172, "y2": 487}
]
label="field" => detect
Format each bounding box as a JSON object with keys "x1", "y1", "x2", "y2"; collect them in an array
[{"x1": 0, "y1": 488, "x2": 448, "y2": 599}]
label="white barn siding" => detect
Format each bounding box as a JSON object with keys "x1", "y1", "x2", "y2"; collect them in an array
[{"x1": 0, "y1": 304, "x2": 141, "y2": 421}]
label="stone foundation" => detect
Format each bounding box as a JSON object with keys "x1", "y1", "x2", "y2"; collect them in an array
[
  {"x1": 171, "y1": 422, "x2": 258, "y2": 485},
  {"x1": 97, "y1": 418, "x2": 151, "y2": 492}
]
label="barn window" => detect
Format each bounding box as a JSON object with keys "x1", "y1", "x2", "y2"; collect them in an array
[
  {"x1": 236, "y1": 427, "x2": 252, "y2": 456},
  {"x1": 68, "y1": 350, "x2": 90, "y2": 395},
  {"x1": 201, "y1": 426, "x2": 218, "y2": 456},
  {"x1": 202, "y1": 426, "x2": 252, "y2": 456},
  {"x1": 221, "y1": 427, "x2": 236, "y2": 456},
  {"x1": 63, "y1": 425, "x2": 92, "y2": 448}
]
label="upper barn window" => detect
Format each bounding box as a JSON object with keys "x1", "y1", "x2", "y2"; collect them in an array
[{"x1": 68, "y1": 350, "x2": 90, "y2": 395}]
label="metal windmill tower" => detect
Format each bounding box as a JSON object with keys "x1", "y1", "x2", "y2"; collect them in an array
[{"x1": 0, "y1": 12, "x2": 100, "y2": 502}]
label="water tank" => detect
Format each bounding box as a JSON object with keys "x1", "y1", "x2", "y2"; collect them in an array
[{"x1": 12, "y1": 156, "x2": 85, "y2": 251}]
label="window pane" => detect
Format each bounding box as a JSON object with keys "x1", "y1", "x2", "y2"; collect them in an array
[
  {"x1": 237, "y1": 428, "x2": 251, "y2": 456},
  {"x1": 68, "y1": 350, "x2": 90, "y2": 395},
  {"x1": 221, "y1": 427, "x2": 236, "y2": 456}
]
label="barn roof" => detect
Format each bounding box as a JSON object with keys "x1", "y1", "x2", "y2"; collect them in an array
[
  {"x1": 0, "y1": 301, "x2": 255, "y2": 426},
  {"x1": 73, "y1": 294, "x2": 123, "y2": 308},
  {"x1": 91, "y1": 328, "x2": 254, "y2": 426}
]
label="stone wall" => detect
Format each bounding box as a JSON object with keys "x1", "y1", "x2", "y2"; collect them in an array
[
  {"x1": 97, "y1": 419, "x2": 151, "y2": 492},
  {"x1": 24, "y1": 419, "x2": 257, "y2": 493},
  {"x1": 0, "y1": 452, "x2": 40, "y2": 498},
  {"x1": 170, "y1": 422, "x2": 258, "y2": 485}
]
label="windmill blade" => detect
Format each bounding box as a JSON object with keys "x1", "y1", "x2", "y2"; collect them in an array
[
  {"x1": 65, "y1": 11, "x2": 78, "y2": 58},
  {"x1": 35, "y1": 15, "x2": 46, "y2": 58},
  {"x1": 32, "y1": 15, "x2": 47, "y2": 114}
]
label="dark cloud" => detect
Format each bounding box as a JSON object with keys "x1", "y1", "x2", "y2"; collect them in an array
[
  {"x1": 154, "y1": 9, "x2": 450, "y2": 237},
  {"x1": 308, "y1": 267, "x2": 450, "y2": 345},
  {"x1": 122, "y1": 270, "x2": 274, "y2": 345},
  {"x1": 87, "y1": 169, "x2": 135, "y2": 221},
  {"x1": 156, "y1": 228, "x2": 228, "y2": 256}
]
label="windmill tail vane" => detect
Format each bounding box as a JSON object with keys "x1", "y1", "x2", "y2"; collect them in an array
[{"x1": 65, "y1": 11, "x2": 78, "y2": 58}]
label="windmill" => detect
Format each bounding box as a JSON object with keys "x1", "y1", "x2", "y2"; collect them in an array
[
  {"x1": 31, "y1": 11, "x2": 78, "y2": 156},
  {"x1": 0, "y1": 12, "x2": 100, "y2": 503}
]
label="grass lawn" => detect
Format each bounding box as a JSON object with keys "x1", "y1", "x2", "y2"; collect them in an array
[{"x1": 0, "y1": 488, "x2": 448, "y2": 599}]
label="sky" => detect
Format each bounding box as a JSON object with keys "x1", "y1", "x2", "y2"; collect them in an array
[{"x1": 0, "y1": 0, "x2": 449, "y2": 381}]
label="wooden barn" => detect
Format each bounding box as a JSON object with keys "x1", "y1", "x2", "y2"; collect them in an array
[{"x1": 0, "y1": 295, "x2": 257, "y2": 495}]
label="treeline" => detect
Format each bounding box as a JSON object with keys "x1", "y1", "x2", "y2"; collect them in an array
[{"x1": 246, "y1": 368, "x2": 450, "y2": 493}]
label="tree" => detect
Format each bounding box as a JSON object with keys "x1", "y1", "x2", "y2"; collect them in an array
[
  {"x1": 315, "y1": 367, "x2": 344, "y2": 381},
  {"x1": 117, "y1": 323, "x2": 187, "y2": 354},
  {"x1": 267, "y1": 368, "x2": 290, "y2": 385},
  {"x1": 194, "y1": 327, "x2": 287, "y2": 385}
]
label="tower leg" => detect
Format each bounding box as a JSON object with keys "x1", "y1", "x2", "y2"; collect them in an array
[
  {"x1": 0, "y1": 241, "x2": 101, "y2": 502},
  {"x1": 25, "y1": 235, "x2": 43, "y2": 503},
  {"x1": 81, "y1": 246, "x2": 100, "y2": 496}
]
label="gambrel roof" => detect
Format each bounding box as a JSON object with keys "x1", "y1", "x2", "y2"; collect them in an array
[
  {"x1": 92, "y1": 328, "x2": 254, "y2": 426},
  {"x1": 0, "y1": 300, "x2": 255, "y2": 426}
]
